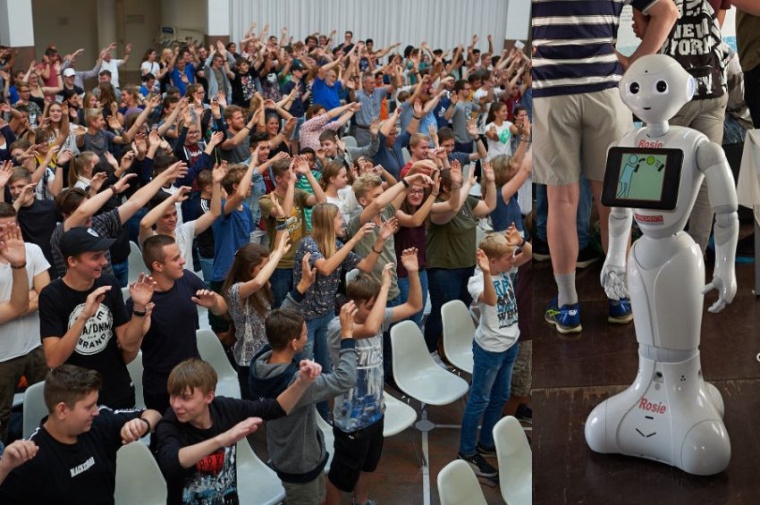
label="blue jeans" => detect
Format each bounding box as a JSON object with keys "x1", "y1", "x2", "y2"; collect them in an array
[
  {"x1": 459, "y1": 341, "x2": 520, "y2": 456},
  {"x1": 112, "y1": 261, "x2": 129, "y2": 288},
  {"x1": 199, "y1": 257, "x2": 214, "y2": 288},
  {"x1": 424, "y1": 267, "x2": 474, "y2": 353},
  {"x1": 397, "y1": 270, "x2": 428, "y2": 329},
  {"x1": 270, "y1": 268, "x2": 294, "y2": 309},
  {"x1": 535, "y1": 177, "x2": 592, "y2": 248},
  {"x1": 297, "y1": 312, "x2": 335, "y2": 420}
]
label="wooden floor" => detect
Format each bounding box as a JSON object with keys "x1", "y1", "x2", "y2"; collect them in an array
[{"x1": 532, "y1": 231, "x2": 760, "y2": 505}]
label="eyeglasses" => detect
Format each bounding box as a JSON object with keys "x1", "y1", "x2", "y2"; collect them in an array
[{"x1": 408, "y1": 189, "x2": 426, "y2": 195}]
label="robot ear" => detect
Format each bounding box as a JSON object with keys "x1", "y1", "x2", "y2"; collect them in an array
[{"x1": 685, "y1": 76, "x2": 696, "y2": 102}]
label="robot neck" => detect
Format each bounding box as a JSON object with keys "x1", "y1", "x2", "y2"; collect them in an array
[{"x1": 645, "y1": 122, "x2": 670, "y2": 138}]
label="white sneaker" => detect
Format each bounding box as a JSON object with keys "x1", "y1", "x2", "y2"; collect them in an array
[{"x1": 430, "y1": 352, "x2": 447, "y2": 370}]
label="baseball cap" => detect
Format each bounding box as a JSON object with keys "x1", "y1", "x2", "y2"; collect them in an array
[
  {"x1": 60, "y1": 227, "x2": 116, "y2": 259},
  {"x1": 63, "y1": 68, "x2": 76, "y2": 77},
  {"x1": 291, "y1": 60, "x2": 305, "y2": 71}
]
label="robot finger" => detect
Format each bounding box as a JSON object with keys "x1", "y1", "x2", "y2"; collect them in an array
[{"x1": 701, "y1": 282, "x2": 715, "y2": 295}]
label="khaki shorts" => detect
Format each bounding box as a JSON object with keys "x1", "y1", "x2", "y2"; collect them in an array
[
  {"x1": 282, "y1": 473, "x2": 325, "y2": 505},
  {"x1": 533, "y1": 87, "x2": 632, "y2": 186}
]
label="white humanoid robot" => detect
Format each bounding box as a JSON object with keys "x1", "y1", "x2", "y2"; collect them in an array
[{"x1": 584, "y1": 54, "x2": 739, "y2": 476}]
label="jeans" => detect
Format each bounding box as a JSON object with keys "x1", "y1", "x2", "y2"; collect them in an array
[
  {"x1": 424, "y1": 267, "x2": 474, "y2": 353},
  {"x1": 535, "y1": 177, "x2": 592, "y2": 248},
  {"x1": 459, "y1": 341, "x2": 520, "y2": 456},
  {"x1": 397, "y1": 270, "x2": 428, "y2": 329},
  {"x1": 297, "y1": 312, "x2": 335, "y2": 420},
  {"x1": 199, "y1": 257, "x2": 214, "y2": 288},
  {"x1": 270, "y1": 268, "x2": 294, "y2": 309},
  {"x1": 112, "y1": 261, "x2": 129, "y2": 288}
]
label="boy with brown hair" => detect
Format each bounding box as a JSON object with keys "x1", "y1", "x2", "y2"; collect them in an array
[
  {"x1": 458, "y1": 225, "x2": 532, "y2": 477},
  {"x1": 155, "y1": 357, "x2": 321, "y2": 505}
]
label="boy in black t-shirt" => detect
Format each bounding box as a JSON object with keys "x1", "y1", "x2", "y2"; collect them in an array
[
  {"x1": 39, "y1": 227, "x2": 156, "y2": 409},
  {"x1": 0, "y1": 365, "x2": 162, "y2": 504},
  {"x1": 155, "y1": 357, "x2": 321, "y2": 505}
]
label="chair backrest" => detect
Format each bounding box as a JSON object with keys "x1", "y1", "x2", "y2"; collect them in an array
[
  {"x1": 196, "y1": 329, "x2": 241, "y2": 399},
  {"x1": 127, "y1": 351, "x2": 145, "y2": 409},
  {"x1": 441, "y1": 300, "x2": 476, "y2": 373},
  {"x1": 127, "y1": 241, "x2": 144, "y2": 284},
  {"x1": 493, "y1": 416, "x2": 532, "y2": 505},
  {"x1": 390, "y1": 321, "x2": 469, "y2": 406},
  {"x1": 342, "y1": 135, "x2": 358, "y2": 148},
  {"x1": 437, "y1": 459, "x2": 488, "y2": 505},
  {"x1": 22, "y1": 381, "x2": 47, "y2": 439},
  {"x1": 115, "y1": 442, "x2": 167, "y2": 505},
  {"x1": 236, "y1": 437, "x2": 286, "y2": 505}
]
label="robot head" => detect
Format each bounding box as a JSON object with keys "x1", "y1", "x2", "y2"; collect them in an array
[{"x1": 619, "y1": 55, "x2": 695, "y2": 124}]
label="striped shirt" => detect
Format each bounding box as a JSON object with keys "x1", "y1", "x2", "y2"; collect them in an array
[{"x1": 532, "y1": 0, "x2": 657, "y2": 98}]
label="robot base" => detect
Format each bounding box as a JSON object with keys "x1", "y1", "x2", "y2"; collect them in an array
[{"x1": 584, "y1": 353, "x2": 730, "y2": 476}]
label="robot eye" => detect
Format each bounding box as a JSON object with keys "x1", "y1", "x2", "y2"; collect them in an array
[
  {"x1": 629, "y1": 82, "x2": 640, "y2": 94},
  {"x1": 656, "y1": 80, "x2": 668, "y2": 93}
]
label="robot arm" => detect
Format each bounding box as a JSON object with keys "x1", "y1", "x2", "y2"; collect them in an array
[
  {"x1": 697, "y1": 141, "x2": 738, "y2": 313},
  {"x1": 601, "y1": 206, "x2": 633, "y2": 300}
]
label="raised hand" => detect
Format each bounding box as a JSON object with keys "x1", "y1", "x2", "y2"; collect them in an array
[
  {"x1": 129, "y1": 273, "x2": 156, "y2": 308},
  {"x1": 274, "y1": 230, "x2": 292, "y2": 257},
  {"x1": 354, "y1": 222, "x2": 377, "y2": 240},
  {"x1": 299, "y1": 252, "x2": 317, "y2": 291},
  {"x1": 0, "y1": 440, "x2": 39, "y2": 473},
  {"x1": 172, "y1": 186, "x2": 193, "y2": 202},
  {"x1": 297, "y1": 359, "x2": 322, "y2": 384},
  {"x1": 191, "y1": 289, "x2": 220, "y2": 309},
  {"x1": 505, "y1": 223, "x2": 522, "y2": 247},
  {"x1": 120, "y1": 416, "x2": 150, "y2": 444},
  {"x1": 381, "y1": 262, "x2": 395, "y2": 287},
  {"x1": 89, "y1": 172, "x2": 108, "y2": 193},
  {"x1": 399, "y1": 247, "x2": 419, "y2": 273},
  {"x1": 112, "y1": 172, "x2": 137, "y2": 194},
  {"x1": 339, "y1": 301, "x2": 357, "y2": 338},
  {"x1": 475, "y1": 248, "x2": 490, "y2": 274},
  {"x1": 212, "y1": 161, "x2": 228, "y2": 184},
  {"x1": 217, "y1": 417, "x2": 263, "y2": 447},
  {"x1": 378, "y1": 217, "x2": 399, "y2": 240},
  {"x1": 0, "y1": 222, "x2": 27, "y2": 268},
  {"x1": 0, "y1": 160, "x2": 13, "y2": 187},
  {"x1": 81, "y1": 285, "x2": 112, "y2": 320}
]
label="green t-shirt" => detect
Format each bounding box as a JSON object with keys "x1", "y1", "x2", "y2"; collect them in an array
[
  {"x1": 426, "y1": 195, "x2": 479, "y2": 269},
  {"x1": 346, "y1": 203, "x2": 400, "y2": 300}
]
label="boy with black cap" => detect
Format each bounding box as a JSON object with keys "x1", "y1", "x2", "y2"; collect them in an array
[{"x1": 39, "y1": 226, "x2": 156, "y2": 409}]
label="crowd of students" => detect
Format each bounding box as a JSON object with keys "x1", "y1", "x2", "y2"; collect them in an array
[{"x1": 0, "y1": 22, "x2": 532, "y2": 505}]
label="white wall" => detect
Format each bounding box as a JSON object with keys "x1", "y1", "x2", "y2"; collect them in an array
[
  {"x1": 32, "y1": 0, "x2": 99, "y2": 59},
  {"x1": 161, "y1": 0, "x2": 207, "y2": 44},
  {"x1": 229, "y1": 0, "x2": 521, "y2": 53}
]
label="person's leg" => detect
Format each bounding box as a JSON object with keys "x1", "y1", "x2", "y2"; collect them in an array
[
  {"x1": 479, "y1": 343, "x2": 520, "y2": 450},
  {"x1": 311, "y1": 313, "x2": 334, "y2": 419},
  {"x1": 459, "y1": 341, "x2": 500, "y2": 457},
  {"x1": 424, "y1": 268, "x2": 460, "y2": 353},
  {"x1": 237, "y1": 365, "x2": 251, "y2": 400},
  {"x1": 269, "y1": 268, "x2": 293, "y2": 309},
  {"x1": 382, "y1": 294, "x2": 403, "y2": 381},
  {"x1": 199, "y1": 256, "x2": 214, "y2": 288},
  {"x1": 547, "y1": 183, "x2": 580, "y2": 301},
  {"x1": 111, "y1": 261, "x2": 129, "y2": 288},
  {"x1": 0, "y1": 356, "x2": 24, "y2": 443},
  {"x1": 353, "y1": 418, "x2": 384, "y2": 505},
  {"x1": 686, "y1": 95, "x2": 728, "y2": 253}
]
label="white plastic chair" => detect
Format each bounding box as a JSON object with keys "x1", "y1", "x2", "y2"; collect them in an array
[
  {"x1": 22, "y1": 381, "x2": 47, "y2": 438},
  {"x1": 390, "y1": 321, "x2": 469, "y2": 406},
  {"x1": 127, "y1": 241, "x2": 145, "y2": 283},
  {"x1": 115, "y1": 441, "x2": 167, "y2": 505},
  {"x1": 441, "y1": 300, "x2": 475, "y2": 374},
  {"x1": 437, "y1": 459, "x2": 488, "y2": 505},
  {"x1": 316, "y1": 413, "x2": 335, "y2": 473},
  {"x1": 236, "y1": 437, "x2": 286, "y2": 505},
  {"x1": 493, "y1": 415, "x2": 532, "y2": 505},
  {"x1": 383, "y1": 392, "x2": 417, "y2": 437},
  {"x1": 342, "y1": 135, "x2": 358, "y2": 148},
  {"x1": 196, "y1": 329, "x2": 241, "y2": 399},
  {"x1": 127, "y1": 351, "x2": 145, "y2": 409}
]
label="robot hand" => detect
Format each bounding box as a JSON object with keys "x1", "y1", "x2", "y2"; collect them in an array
[
  {"x1": 601, "y1": 267, "x2": 628, "y2": 301},
  {"x1": 701, "y1": 274, "x2": 735, "y2": 313}
]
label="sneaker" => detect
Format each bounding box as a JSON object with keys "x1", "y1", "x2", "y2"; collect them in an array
[
  {"x1": 532, "y1": 236, "x2": 551, "y2": 262},
  {"x1": 545, "y1": 297, "x2": 582, "y2": 334},
  {"x1": 476, "y1": 443, "x2": 497, "y2": 457},
  {"x1": 576, "y1": 246, "x2": 600, "y2": 269},
  {"x1": 430, "y1": 351, "x2": 447, "y2": 370},
  {"x1": 458, "y1": 452, "x2": 498, "y2": 477},
  {"x1": 608, "y1": 297, "x2": 633, "y2": 324},
  {"x1": 515, "y1": 403, "x2": 532, "y2": 424}
]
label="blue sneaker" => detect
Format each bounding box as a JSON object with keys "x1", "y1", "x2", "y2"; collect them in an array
[
  {"x1": 608, "y1": 297, "x2": 633, "y2": 324},
  {"x1": 545, "y1": 297, "x2": 582, "y2": 334}
]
